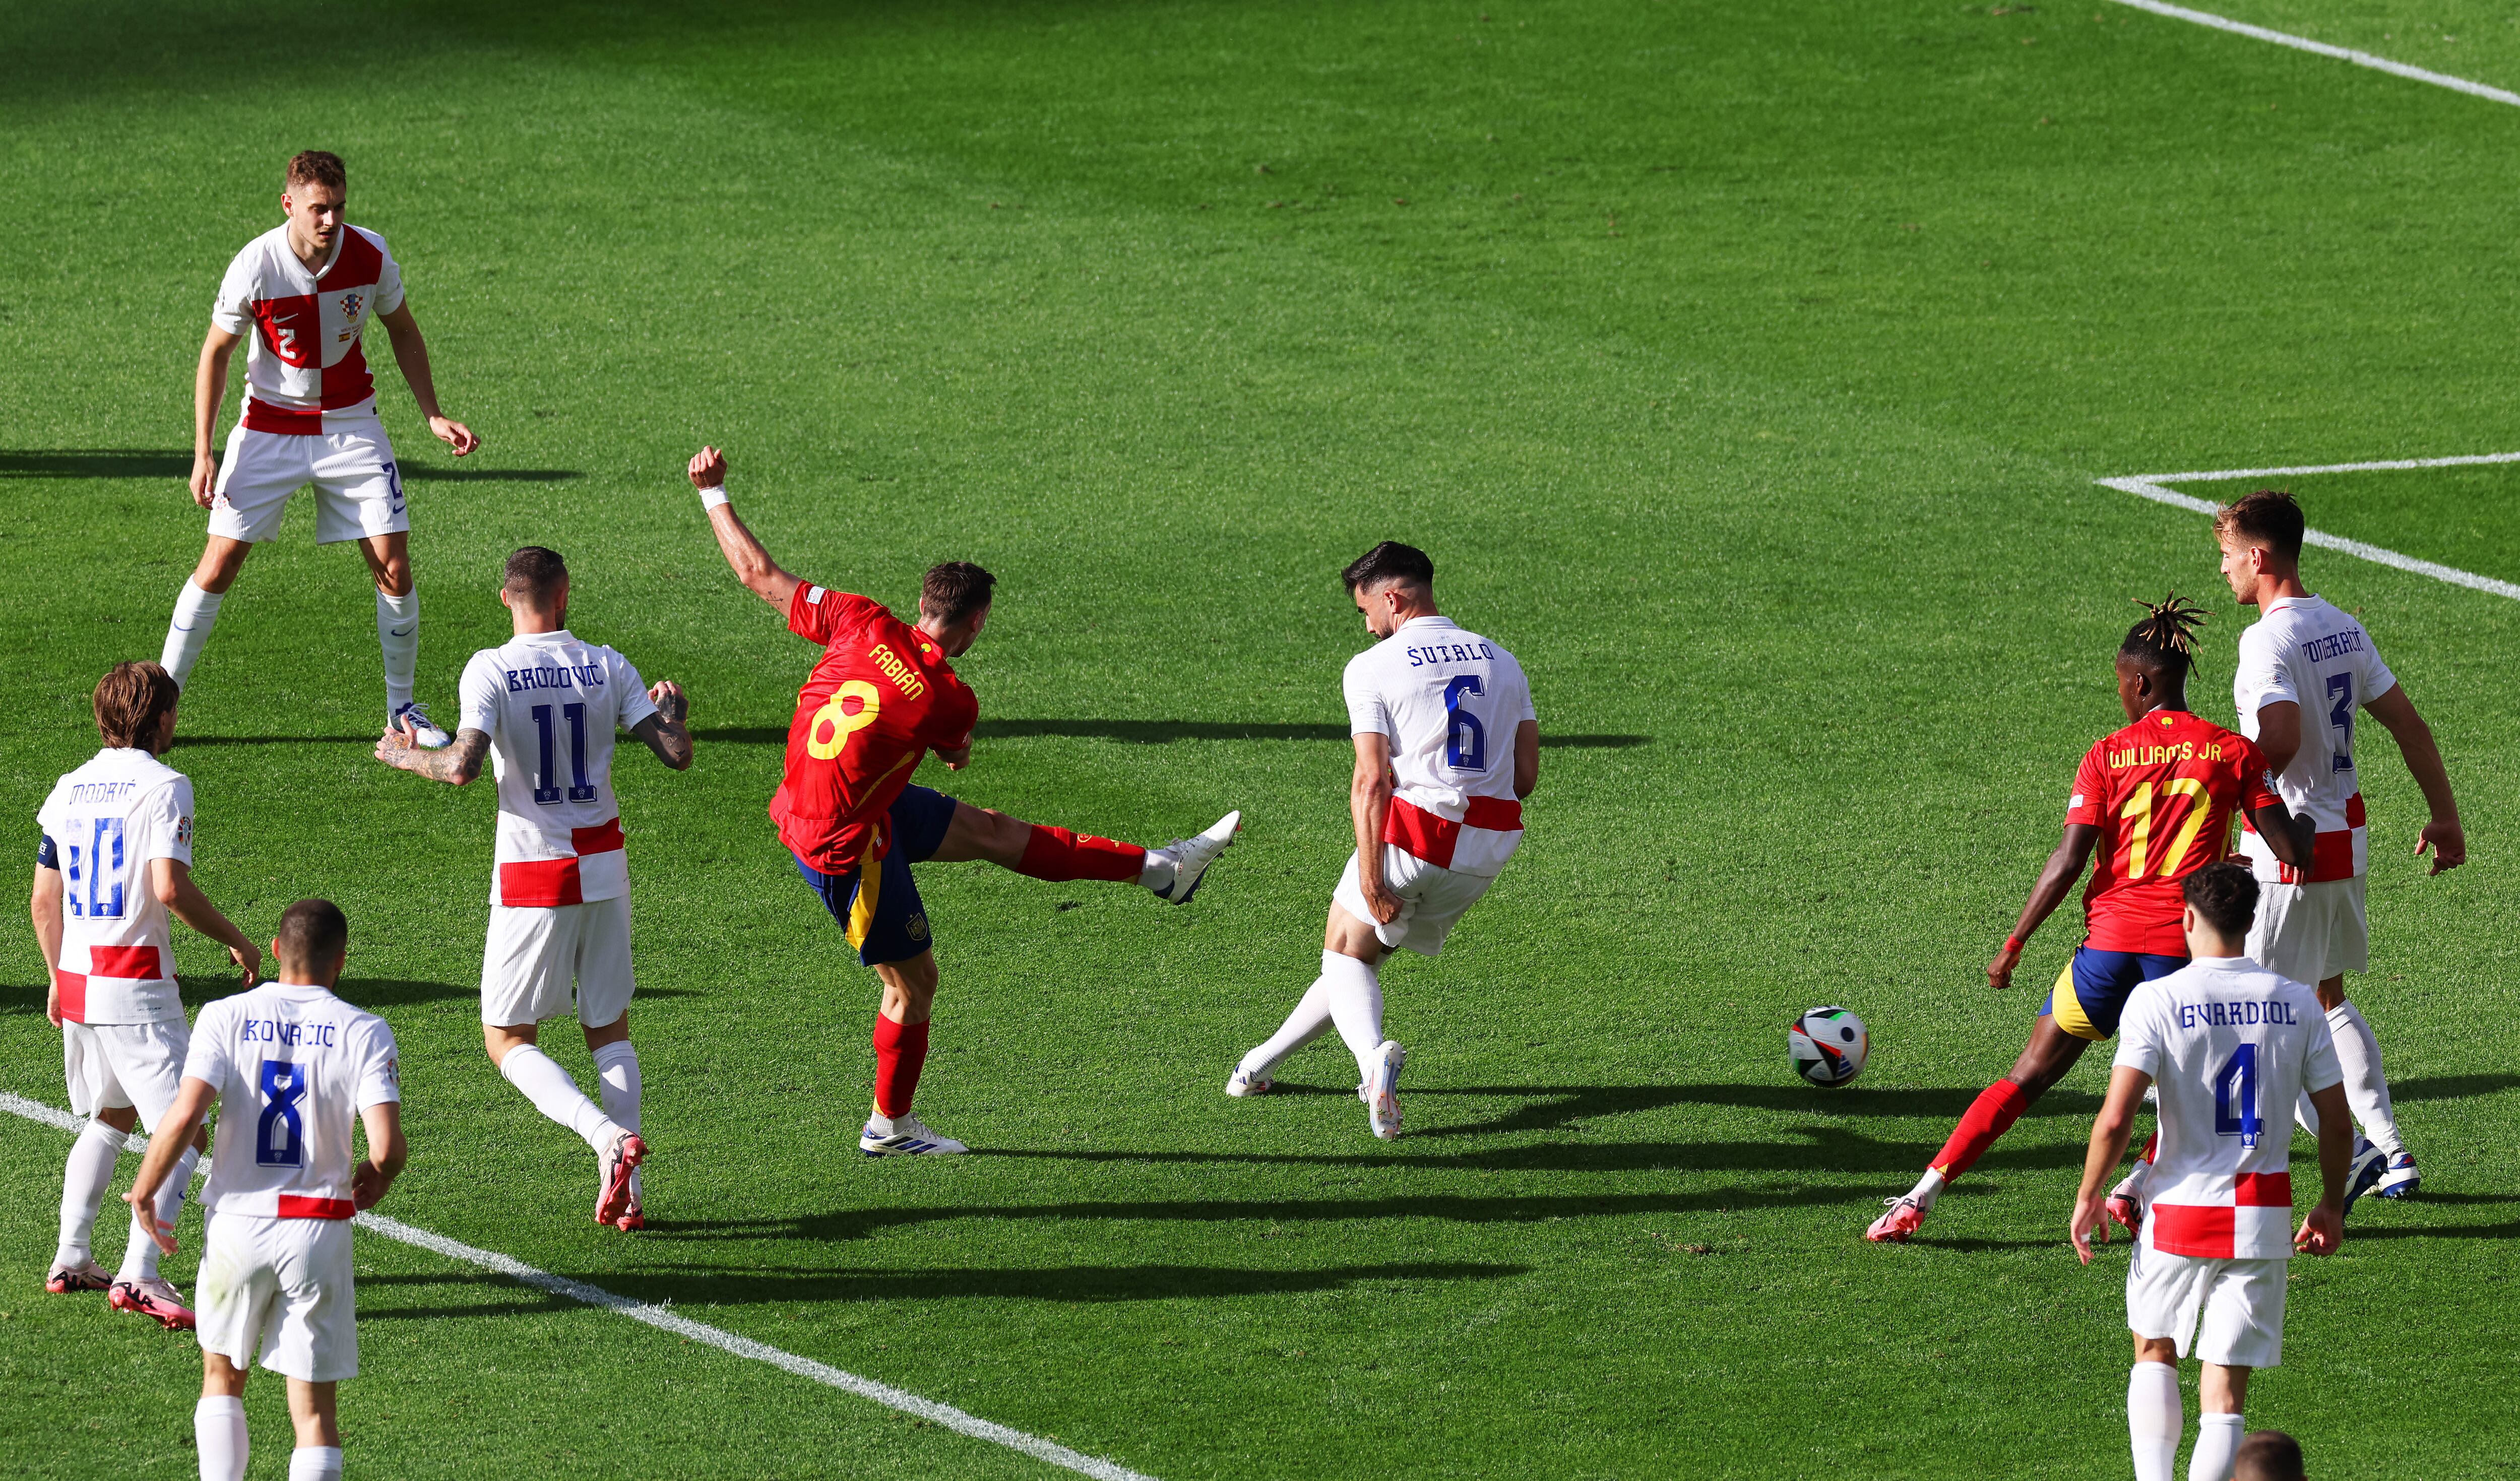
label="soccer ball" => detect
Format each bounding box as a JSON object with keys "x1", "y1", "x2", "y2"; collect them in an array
[{"x1": 1788, "y1": 1006, "x2": 1868, "y2": 1086}]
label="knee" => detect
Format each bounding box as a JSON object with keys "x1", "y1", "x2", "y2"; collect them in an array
[
  {"x1": 97, "y1": 1106, "x2": 140, "y2": 1134},
  {"x1": 2134, "y1": 1337, "x2": 2178, "y2": 1367},
  {"x1": 377, "y1": 558, "x2": 413, "y2": 596}
]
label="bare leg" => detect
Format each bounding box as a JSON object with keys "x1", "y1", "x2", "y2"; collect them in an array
[
  {"x1": 928, "y1": 802, "x2": 1031, "y2": 868},
  {"x1": 354, "y1": 530, "x2": 412, "y2": 597},
  {"x1": 874, "y1": 949, "x2": 940, "y2": 1026},
  {"x1": 191, "y1": 536, "x2": 254, "y2": 595},
  {"x1": 287, "y1": 1377, "x2": 341, "y2": 1448}
]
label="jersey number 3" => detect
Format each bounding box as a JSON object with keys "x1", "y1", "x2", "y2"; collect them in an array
[{"x1": 808, "y1": 681, "x2": 883, "y2": 760}]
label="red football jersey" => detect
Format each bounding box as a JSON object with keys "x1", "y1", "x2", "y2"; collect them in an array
[
  {"x1": 771, "y1": 585, "x2": 980, "y2": 873},
  {"x1": 2067, "y1": 710, "x2": 2282, "y2": 955}
]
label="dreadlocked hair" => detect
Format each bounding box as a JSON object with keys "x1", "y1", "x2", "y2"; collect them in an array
[{"x1": 2121, "y1": 593, "x2": 2210, "y2": 681}]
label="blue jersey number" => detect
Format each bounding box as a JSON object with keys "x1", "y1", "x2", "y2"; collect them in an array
[
  {"x1": 528, "y1": 702, "x2": 598, "y2": 806},
  {"x1": 2325, "y1": 673, "x2": 2355, "y2": 775},
  {"x1": 1444, "y1": 676, "x2": 1487, "y2": 770},
  {"x1": 257, "y1": 1060, "x2": 307, "y2": 1168},
  {"x1": 65, "y1": 817, "x2": 127, "y2": 920},
  {"x1": 2213, "y1": 1043, "x2": 2261, "y2": 1149}
]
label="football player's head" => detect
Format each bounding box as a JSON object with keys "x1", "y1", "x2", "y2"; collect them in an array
[
  {"x1": 273, "y1": 897, "x2": 350, "y2": 984},
  {"x1": 94, "y1": 661, "x2": 180, "y2": 755},
  {"x1": 281, "y1": 150, "x2": 348, "y2": 253},
  {"x1": 2215, "y1": 489, "x2": 2305, "y2": 603},
  {"x1": 2232, "y1": 1430, "x2": 2306, "y2": 1481},
  {"x1": 1343, "y1": 541, "x2": 1435, "y2": 638},
  {"x1": 920, "y1": 561, "x2": 995, "y2": 656},
  {"x1": 2115, "y1": 593, "x2": 2208, "y2": 721},
  {"x1": 2181, "y1": 860, "x2": 2259, "y2": 948},
  {"x1": 502, "y1": 546, "x2": 571, "y2": 622}
]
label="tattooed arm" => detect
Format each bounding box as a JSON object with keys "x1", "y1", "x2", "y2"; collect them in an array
[
  {"x1": 632, "y1": 681, "x2": 694, "y2": 771},
  {"x1": 376, "y1": 722, "x2": 490, "y2": 785}
]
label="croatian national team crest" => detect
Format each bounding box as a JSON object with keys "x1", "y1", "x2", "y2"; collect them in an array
[
  {"x1": 175, "y1": 816, "x2": 193, "y2": 846},
  {"x1": 339, "y1": 292, "x2": 364, "y2": 318}
]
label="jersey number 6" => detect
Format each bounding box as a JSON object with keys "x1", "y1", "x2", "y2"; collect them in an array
[
  {"x1": 808, "y1": 680, "x2": 884, "y2": 760},
  {"x1": 1444, "y1": 675, "x2": 1487, "y2": 770}
]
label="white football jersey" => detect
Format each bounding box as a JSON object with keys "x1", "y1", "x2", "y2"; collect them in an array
[
  {"x1": 1344, "y1": 615, "x2": 1536, "y2": 878},
  {"x1": 35, "y1": 749, "x2": 195, "y2": 1025},
  {"x1": 2115, "y1": 956, "x2": 2340, "y2": 1260},
  {"x1": 187, "y1": 981, "x2": 400, "y2": 1220},
  {"x1": 210, "y1": 224, "x2": 404, "y2": 432},
  {"x1": 456, "y1": 630, "x2": 659, "y2": 908},
  {"x1": 2232, "y1": 596, "x2": 2396, "y2": 883}
]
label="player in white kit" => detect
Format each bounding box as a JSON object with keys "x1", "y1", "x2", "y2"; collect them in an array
[
  {"x1": 1228, "y1": 543, "x2": 1539, "y2": 1139},
  {"x1": 32, "y1": 662, "x2": 260, "y2": 1328},
  {"x1": 125, "y1": 898, "x2": 406, "y2": 1481},
  {"x1": 374, "y1": 546, "x2": 692, "y2": 1228},
  {"x1": 159, "y1": 150, "x2": 480, "y2": 744},
  {"x1": 2108, "y1": 491, "x2": 2460, "y2": 1219},
  {"x1": 2070, "y1": 863, "x2": 2353, "y2": 1481}
]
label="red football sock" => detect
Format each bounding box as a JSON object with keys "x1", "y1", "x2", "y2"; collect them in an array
[
  {"x1": 1929, "y1": 1078, "x2": 2035, "y2": 1181},
  {"x1": 1015, "y1": 824, "x2": 1146, "y2": 883},
  {"x1": 872, "y1": 1014, "x2": 930, "y2": 1119}
]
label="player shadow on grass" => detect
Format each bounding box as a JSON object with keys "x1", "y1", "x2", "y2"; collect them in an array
[
  {"x1": 690, "y1": 722, "x2": 1651, "y2": 747},
  {"x1": 353, "y1": 1259, "x2": 1530, "y2": 1317},
  {"x1": 0, "y1": 449, "x2": 580, "y2": 482}
]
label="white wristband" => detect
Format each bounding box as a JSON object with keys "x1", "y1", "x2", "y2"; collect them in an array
[{"x1": 698, "y1": 486, "x2": 731, "y2": 510}]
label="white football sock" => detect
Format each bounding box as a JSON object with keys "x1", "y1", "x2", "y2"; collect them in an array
[
  {"x1": 1318, "y1": 950, "x2": 1386, "y2": 1083},
  {"x1": 2325, "y1": 1002, "x2": 2404, "y2": 1156},
  {"x1": 2128, "y1": 1362, "x2": 2181, "y2": 1481},
  {"x1": 499, "y1": 1046, "x2": 622, "y2": 1153},
  {"x1": 289, "y1": 1445, "x2": 344, "y2": 1481},
  {"x1": 1137, "y1": 848, "x2": 1176, "y2": 895},
  {"x1": 1242, "y1": 979, "x2": 1337, "y2": 1078},
  {"x1": 1903, "y1": 1167, "x2": 1947, "y2": 1211},
  {"x1": 161, "y1": 581, "x2": 225, "y2": 690},
  {"x1": 376, "y1": 588, "x2": 419, "y2": 715},
  {"x1": 195, "y1": 1395, "x2": 248, "y2": 1481},
  {"x1": 594, "y1": 1040, "x2": 642, "y2": 1199},
  {"x1": 57, "y1": 1120, "x2": 127, "y2": 1268},
  {"x1": 2189, "y1": 1411, "x2": 2243, "y2": 1481},
  {"x1": 119, "y1": 1144, "x2": 199, "y2": 1281}
]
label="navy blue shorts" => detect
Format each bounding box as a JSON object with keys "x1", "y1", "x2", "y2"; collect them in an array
[
  {"x1": 2040, "y1": 945, "x2": 2187, "y2": 1041},
  {"x1": 793, "y1": 785, "x2": 960, "y2": 967}
]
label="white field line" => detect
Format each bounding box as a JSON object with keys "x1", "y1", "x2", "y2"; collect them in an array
[
  {"x1": 0, "y1": 1090, "x2": 1156, "y2": 1481},
  {"x1": 2097, "y1": 452, "x2": 2520, "y2": 601},
  {"x1": 2106, "y1": 0, "x2": 2520, "y2": 109}
]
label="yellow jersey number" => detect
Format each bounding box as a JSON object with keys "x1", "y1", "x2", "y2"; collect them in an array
[{"x1": 806, "y1": 680, "x2": 883, "y2": 760}]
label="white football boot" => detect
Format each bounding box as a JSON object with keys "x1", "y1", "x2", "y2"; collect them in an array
[
  {"x1": 1365, "y1": 1040, "x2": 1406, "y2": 1140},
  {"x1": 2373, "y1": 1149, "x2": 2421, "y2": 1200},
  {"x1": 1146, "y1": 810, "x2": 1242, "y2": 903},
  {"x1": 860, "y1": 1113, "x2": 969, "y2": 1157},
  {"x1": 2342, "y1": 1135, "x2": 2389, "y2": 1213},
  {"x1": 1225, "y1": 1065, "x2": 1273, "y2": 1098},
  {"x1": 391, "y1": 700, "x2": 453, "y2": 750}
]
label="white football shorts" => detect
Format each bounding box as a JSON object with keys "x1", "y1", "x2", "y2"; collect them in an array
[
  {"x1": 61, "y1": 1018, "x2": 189, "y2": 1127},
  {"x1": 2126, "y1": 1244, "x2": 2288, "y2": 1369},
  {"x1": 482, "y1": 894, "x2": 635, "y2": 1029},
  {"x1": 195, "y1": 1214, "x2": 358, "y2": 1382},
  {"x1": 2247, "y1": 876, "x2": 2367, "y2": 984},
  {"x1": 1332, "y1": 846, "x2": 1499, "y2": 958},
  {"x1": 209, "y1": 414, "x2": 407, "y2": 545}
]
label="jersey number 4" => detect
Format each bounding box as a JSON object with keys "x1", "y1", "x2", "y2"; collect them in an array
[
  {"x1": 2213, "y1": 1043, "x2": 2262, "y2": 1150},
  {"x1": 2119, "y1": 779, "x2": 2215, "y2": 879},
  {"x1": 529, "y1": 704, "x2": 598, "y2": 806}
]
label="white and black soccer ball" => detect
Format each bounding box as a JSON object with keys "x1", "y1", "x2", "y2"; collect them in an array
[{"x1": 1788, "y1": 1006, "x2": 1868, "y2": 1087}]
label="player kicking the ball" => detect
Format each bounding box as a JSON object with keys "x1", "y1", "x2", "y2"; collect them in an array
[
  {"x1": 2069, "y1": 864, "x2": 2351, "y2": 1481},
  {"x1": 688, "y1": 446, "x2": 1240, "y2": 1156},
  {"x1": 375, "y1": 547, "x2": 692, "y2": 1228},
  {"x1": 126, "y1": 899, "x2": 406, "y2": 1481},
  {"x1": 1227, "y1": 542, "x2": 1538, "y2": 1140},
  {"x1": 160, "y1": 150, "x2": 479, "y2": 744},
  {"x1": 1869, "y1": 598, "x2": 2314, "y2": 1243},
  {"x1": 33, "y1": 662, "x2": 260, "y2": 1328}
]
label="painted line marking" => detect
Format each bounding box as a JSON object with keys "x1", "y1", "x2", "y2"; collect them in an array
[
  {"x1": 2097, "y1": 452, "x2": 2520, "y2": 601},
  {"x1": 2106, "y1": 0, "x2": 2520, "y2": 109},
  {"x1": 1, "y1": 1089, "x2": 1156, "y2": 1481}
]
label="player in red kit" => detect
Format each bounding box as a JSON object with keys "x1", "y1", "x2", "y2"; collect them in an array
[
  {"x1": 1868, "y1": 597, "x2": 2316, "y2": 1243},
  {"x1": 687, "y1": 447, "x2": 1242, "y2": 1155}
]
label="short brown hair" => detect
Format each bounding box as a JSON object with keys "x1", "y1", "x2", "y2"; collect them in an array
[
  {"x1": 504, "y1": 546, "x2": 569, "y2": 605},
  {"x1": 1343, "y1": 541, "x2": 1435, "y2": 595},
  {"x1": 2215, "y1": 490, "x2": 2305, "y2": 562},
  {"x1": 2183, "y1": 860, "x2": 2260, "y2": 939},
  {"x1": 94, "y1": 662, "x2": 179, "y2": 750},
  {"x1": 274, "y1": 898, "x2": 350, "y2": 972},
  {"x1": 2233, "y1": 1430, "x2": 2305, "y2": 1481},
  {"x1": 921, "y1": 561, "x2": 995, "y2": 626},
  {"x1": 287, "y1": 150, "x2": 346, "y2": 192}
]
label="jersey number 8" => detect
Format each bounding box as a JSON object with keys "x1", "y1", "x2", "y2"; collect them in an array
[{"x1": 808, "y1": 681, "x2": 884, "y2": 760}]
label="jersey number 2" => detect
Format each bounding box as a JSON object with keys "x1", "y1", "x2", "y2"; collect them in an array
[
  {"x1": 1444, "y1": 676, "x2": 1487, "y2": 770},
  {"x1": 257, "y1": 1060, "x2": 307, "y2": 1168},
  {"x1": 2213, "y1": 1043, "x2": 2261, "y2": 1149},
  {"x1": 529, "y1": 703, "x2": 597, "y2": 806}
]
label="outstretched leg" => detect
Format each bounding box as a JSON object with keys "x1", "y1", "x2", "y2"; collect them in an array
[
  {"x1": 1868, "y1": 1017, "x2": 2089, "y2": 1242},
  {"x1": 929, "y1": 801, "x2": 1239, "y2": 901}
]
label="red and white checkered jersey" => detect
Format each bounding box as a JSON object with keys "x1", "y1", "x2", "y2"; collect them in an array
[
  {"x1": 210, "y1": 223, "x2": 405, "y2": 435},
  {"x1": 457, "y1": 630, "x2": 659, "y2": 908},
  {"x1": 186, "y1": 982, "x2": 400, "y2": 1220},
  {"x1": 2116, "y1": 956, "x2": 2340, "y2": 1259},
  {"x1": 2232, "y1": 596, "x2": 2396, "y2": 884},
  {"x1": 35, "y1": 749, "x2": 195, "y2": 1026},
  {"x1": 1345, "y1": 616, "x2": 1536, "y2": 878}
]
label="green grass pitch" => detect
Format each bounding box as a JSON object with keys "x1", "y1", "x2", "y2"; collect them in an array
[{"x1": 4, "y1": 0, "x2": 2519, "y2": 1475}]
